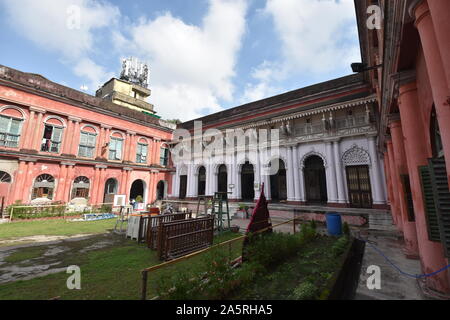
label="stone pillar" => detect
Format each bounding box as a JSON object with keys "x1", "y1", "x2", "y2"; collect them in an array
[
  {"x1": 13, "y1": 160, "x2": 28, "y2": 203},
  {"x1": 427, "y1": 0, "x2": 450, "y2": 91},
  {"x1": 91, "y1": 167, "x2": 100, "y2": 204},
  {"x1": 298, "y1": 158, "x2": 306, "y2": 202},
  {"x1": 254, "y1": 150, "x2": 261, "y2": 201},
  {"x1": 20, "y1": 109, "x2": 37, "y2": 150},
  {"x1": 333, "y1": 140, "x2": 346, "y2": 204},
  {"x1": 398, "y1": 78, "x2": 450, "y2": 293},
  {"x1": 383, "y1": 151, "x2": 398, "y2": 226},
  {"x1": 55, "y1": 164, "x2": 68, "y2": 202},
  {"x1": 66, "y1": 117, "x2": 81, "y2": 156},
  {"x1": 386, "y1": 141, "x2": 403, "y2": 231},
  {"x1": 96, "y1": 126, "x2": 105, "y2": 159},
  {"x1": 325, "y1": 141, "x2": 338, "y2": 203},
  {"x1": 287, "y1": 146, "x2": 296, "y2": 202},
  {"x1": 236, "y1": 163, "x2": 242, "y2": 201},
  {"x1": 186, "y1": 164, "x2": 193, "y2": 198},
  {"x1": 62, "y1": 164, "x2": 75, "y2": 203},
  {"x1": 95, "y1": 166, "x2": 106, "y2": 204},
  {"x1": 413, "y1": 1, "x2": 450, "y2": 179},
  {"x1": 390, "y1": 119, "x2": 419, "y2": 257},
  {"x1": 292, "y1": 145, "x2": 301, "y2": 202},
  {"x1": 32, "y1": 111, "x2": 45, "y2": 151},
  {"x1": 368, "y1": 135, "x2": 386, "y2": 206}
]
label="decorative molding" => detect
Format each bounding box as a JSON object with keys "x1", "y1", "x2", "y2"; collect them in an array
[
  {"x1": 342, "y1": 145, "x2": 371, "y2": 166},
  {"x1": 299, "y1": 150, "x2": 327, "y2": 169},
  {"x1": 68, "y1": 116, "x2": 81, "y2": 122}
]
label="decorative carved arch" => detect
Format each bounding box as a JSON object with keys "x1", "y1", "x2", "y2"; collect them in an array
[
  {"x1": 342, "y1": 145, "x2": 371, "y2": 166},
  {"x1": 300, "y1": 150, "x2": 327, "y2": 169}
]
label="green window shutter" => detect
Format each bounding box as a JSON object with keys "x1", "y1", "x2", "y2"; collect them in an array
[
  {"x1": 428, "y1": 158, "x2": 450, "y2": 257},
  {"x1": 419, "y1": 166, "x2": 441, "y2": 242}
]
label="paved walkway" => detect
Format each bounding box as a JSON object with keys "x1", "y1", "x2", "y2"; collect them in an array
[{"x1": 354, "y1": 231, "x2": 424, "y2": 300}]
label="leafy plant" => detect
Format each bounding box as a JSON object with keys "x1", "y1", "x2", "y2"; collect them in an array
[
  {"x1": 331, "y1": 235, "x2": 350, "y2": 257},
  {"x1": 342, "y1": 222, "x2": 350, "y2": 236},
  {"x1": 292, "y1": 281, "x2": 318, "y2": 300}
]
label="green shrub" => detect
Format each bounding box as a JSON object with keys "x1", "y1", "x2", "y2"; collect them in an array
[
  {"x1": 331, "y1": 236, "x2": 350, "y2": 257},
  {"x1": 342, "y1": 222, "x2": 350, "y2": 236},
  {"x1": 292, "y1": 281, "x2": 318, "y2": 300}
]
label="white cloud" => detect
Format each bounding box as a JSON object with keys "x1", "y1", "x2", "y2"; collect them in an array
[
  {"x1": 73, "y1": 58, "x2": 115, "y2": 91},
  {"x1": 117, "y1": 0, "x2": 248, "y2": 121},
  {"x1": 2, "y1": 0, "x2": 119, "y2": 88},
  {"x1": 240, "y1": 60, "x2": 280, "y2": 103},
  {"x1": 263, "y1": 0, "x2": 360, "y2": 76}
]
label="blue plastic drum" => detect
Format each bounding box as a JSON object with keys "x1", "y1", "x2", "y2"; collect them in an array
[{"x1": 326, "y1": 212, "x2": 342, "y2": 236}]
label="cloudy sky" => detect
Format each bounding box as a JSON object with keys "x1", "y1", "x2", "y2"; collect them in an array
[{"x1": 0, "y1": 0, "x2": 361, "y2": 122}]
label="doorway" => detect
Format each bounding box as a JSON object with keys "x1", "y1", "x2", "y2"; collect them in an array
[
  {"x1": 346, "y1": 165, "x2": 372, "y2": 208},
  {"x1": 304, "y1": 155, "x2": 327, "y2": 204},
  {"x1": 179, "y1": 175, "x2": 187, "y2": 199},
  {"x1": 241, "y1": 161, "x2": 255, "y2": 201},
  {"x1": 217, "y1": 165, "x2": 227, "y2": 193},
  {"x1": 269, "y1": 159, "x2": 287, "y2": 202}
]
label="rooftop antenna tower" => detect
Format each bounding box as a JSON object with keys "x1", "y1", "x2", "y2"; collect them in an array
[{"x1": 120, "y1": 57, "x2": 149, "y2": 88}]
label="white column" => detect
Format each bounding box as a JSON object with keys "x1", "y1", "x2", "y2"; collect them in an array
[
  {"x1": 206, "y1": 162, "x2": 212, "y2": 196},
  {"x1": 333, "y1": 140, "x2": 346, "y2": 203},
  {"x1": 236, "y1": 163, "x2": 242, "y2": 200},
  {"x1": 287, "y1": 146, "x2": 296, "y2": 201},
  {"x1": 262, "y1": 150, "x2": 271, "y2": 200},
  {"x1": 186, "y1": 164, "x2": 194, "y2": 198},
  {"x1": 299, "y1": 163, "x2": 306, "y2": 202},
  {"x1": 368, "y1": 135, "x2": 385, "y2": 205},
  {"x1": 254, "y1": 150, "x2": 261, "y2": 200},
  {"x1": 325, "y1": 141, "x2": 338, "y2": 203},
  {"x1": 232, "y1": 151, "x2": 240, "y2": 199},
  {"x1": 292, "y1": 145, "x2": 301, "y2": 201}
]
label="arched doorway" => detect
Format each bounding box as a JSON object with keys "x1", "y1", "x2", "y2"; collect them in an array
[
  {"x1": 71, "y1": 176, "x2": 90, "y2": 200},
  {"x1": 304, "y1": 155, "x2": 327, "y2": 204},
  {"x1": 0, "y1": 171, "x2": 12, "y2": 211},
  {"x1": 130, "y1": 179, "x2": 145, "y2": 203},
  {"x1": 32, "y1": 174, "x2": 55, "y2": 201},
  {"x1": 198, "y1": 166, "x2": 206, "y2": 196},
  {"x1": 103, "y1": 178, "x2": 118, "y2": 203},
  {"x1": 269, "y1": 159, "x2": 287, "y2": 202},
  {"x1": 241, "y1": 161, "x2": 254, "y2": 201},
  {"x1": 218, "y1": 165, "x2": 227, "y2": 193},
  {"x1": 157, "y1": 180, "x2": 166, "y2": 200}
]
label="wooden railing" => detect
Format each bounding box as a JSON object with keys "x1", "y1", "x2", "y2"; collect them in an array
[
  {"x1": 156, "y1": 216, "x2": 214, "y2": 261},
  {"x1": 146, "y1": 212, "x2": 193, "y2": 248}
]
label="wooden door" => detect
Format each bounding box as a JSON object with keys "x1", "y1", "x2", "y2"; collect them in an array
[{"x1": 346, "y1": 165, "x2": 372, "y2": 208}]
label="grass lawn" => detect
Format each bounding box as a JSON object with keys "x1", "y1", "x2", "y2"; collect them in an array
[
  {"x1": 0, "y1": 231, "x2": 241, "y2": 300},
  {"x1": 0, "y1": 219, "x2": 118, "y2": 241}
]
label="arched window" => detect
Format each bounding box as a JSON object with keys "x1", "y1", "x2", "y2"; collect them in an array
[
  {"x1": 72, "y1": 176, "x2": 90, "y2": 199},
  {"x1": 32, "y1": 174, "x2": 55, "y2": 200},
  {"x1": 78, "y1": 125, "x2": 98, "y2": 158},
  {"x1": 160, "y1": 143, "x2": 169, "y2": 166},
  {"x1": 136, "y1": 138, "x2": 148, "y2": 164},
  {"x1": 0, "y1": 107, "x2": 24, "y2": 148},
  {"x1": 0, "y1": 171, "x2": 12, "y2": 183},
  {"x1": 109, "y1": 132, "x2": 124, "y2": 161},
  {"x1": 41, "y1": 117, "x2": 65, "y2": 153}
]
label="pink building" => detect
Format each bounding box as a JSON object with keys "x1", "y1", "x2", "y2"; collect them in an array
[
  {"x1": 356, "y1": 0, "x2": 450, "y2": 294},
  {"x1": 0, "y1": 65, "x2": 173, "y2": 210}
]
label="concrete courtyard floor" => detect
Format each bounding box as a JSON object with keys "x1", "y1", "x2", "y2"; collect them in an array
[{"x1": 354, "y1": 230, "x2": 425, "y2": 300}]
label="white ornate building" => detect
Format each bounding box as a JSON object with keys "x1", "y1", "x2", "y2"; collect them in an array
[{"x1": 169, "y1": 74, "x2": 387, "y2": 209}]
